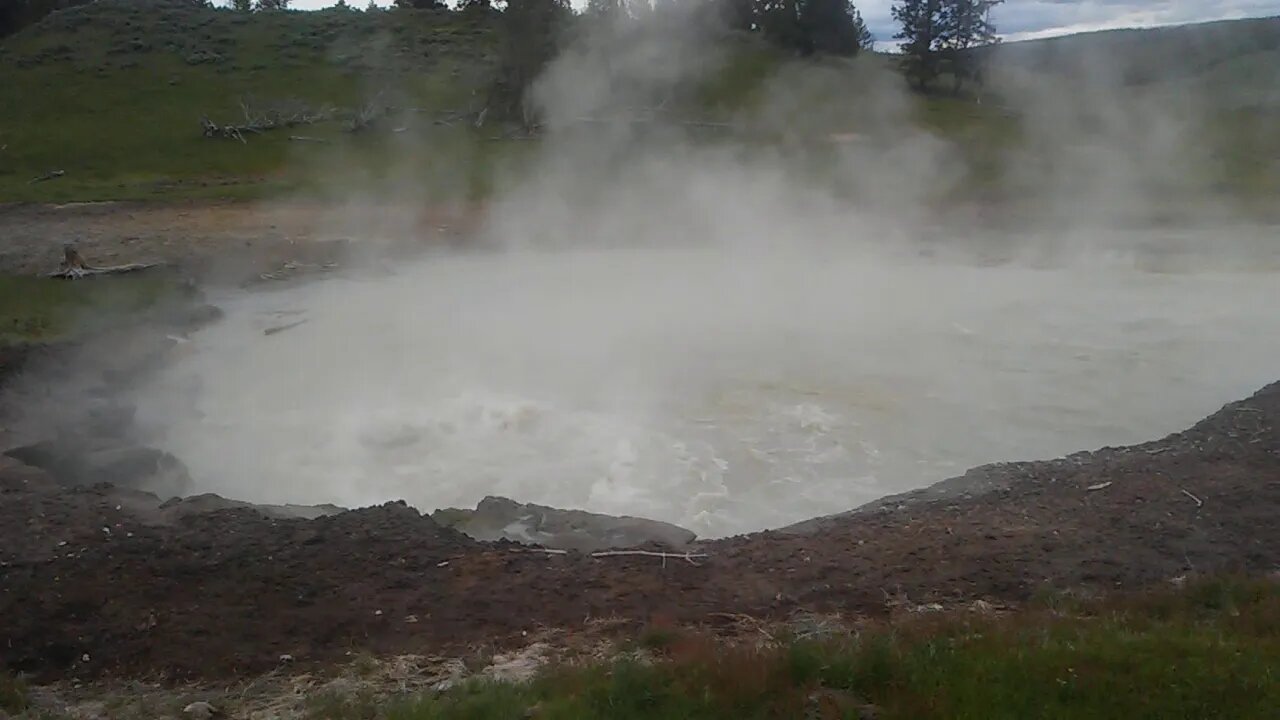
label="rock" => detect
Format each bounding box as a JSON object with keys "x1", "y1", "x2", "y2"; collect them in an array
[
  {"x1": 434, "y1": 496, "x2": 696, "y2": 552},
  {"x1": 86, "y1": 445, "x2": 191, "y2": 498},
  {"x1": 159, "y1": 493, "x2": 345, "y2": 522},
  {"x1": 0, "y1": 455, "x2": 58, "y2": 491},
  {"x1": 4, "y1": 440, "x2": 191, "y2": 498},
  {"x1": 182, "y1": 701, "x2": 221, "y2": 719}
]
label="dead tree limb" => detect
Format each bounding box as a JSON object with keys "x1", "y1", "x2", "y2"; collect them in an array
[
  {"x1": 29, "y1": 169, "x2": 65, "y2": 184},
  {"x1": 201, "y1": 97, "x2": 336, "y2": 142},
  {"x1": 49, "y1": 244, "x2": 159, "y2": 280}
]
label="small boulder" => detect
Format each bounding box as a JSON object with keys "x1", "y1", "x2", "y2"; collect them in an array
[
  {"x1": 182, "y1": 701, "x2": 222, "y2": 719},
  {"x1": 434, "y1": 496, "x2": 696, "y2": 552},
  {"x1": 4, "y1": 440, "x2": 191, "y2": 498},
  {"x1": 159, "y1": 493, "x2": 345, "y2": 522}
]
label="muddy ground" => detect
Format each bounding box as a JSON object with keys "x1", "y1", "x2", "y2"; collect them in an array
[
  {"x1": 1, "y1": 201, "x2": 1278, "y2": 688},
  {"x1": 0, "y1": 200, "x2": 481, "y2": 283}
]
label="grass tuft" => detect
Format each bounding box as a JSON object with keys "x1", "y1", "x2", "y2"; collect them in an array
[
  {"x1": 379, "y1": 576, "x2": 1279, "y2": 720},
  {"x1": 0, "y1": 671, "x2": 31, "y2": 714}
]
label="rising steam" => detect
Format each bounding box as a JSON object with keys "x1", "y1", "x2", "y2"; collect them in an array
[{"x1": 128, "y1": 11, "x2": 1280, "y2": 536}]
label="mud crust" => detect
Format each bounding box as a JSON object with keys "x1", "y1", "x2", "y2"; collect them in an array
[
  {"x1": 1, "y1": 202, "x2": 1277, "y2": 685},
  {"x1": 2, "y1": 379, "x2": 1277, "y2": 683}
]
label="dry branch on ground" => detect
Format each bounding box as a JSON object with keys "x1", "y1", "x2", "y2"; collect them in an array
[
  {"x1": 200, "y1": 97, "x2": 335, "y2": 143},
  {"x1": 29, "y1": 169, "x2": 64, "y2": 184},
  {"x1": 48, "y1": 244, "x2": 158, "y2": 279}
]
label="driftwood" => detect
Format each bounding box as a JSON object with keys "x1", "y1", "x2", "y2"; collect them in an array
[
  {"x1": 201, "y1": 97, "x2": 335, "y2": 143},
  {"x1": 1181, "y1": 488, "x2": 1205, "y2": 508},
  {"x1": 30, "y1": 169, "x2": 65, "y2": 184},
  {"x1": 519, "y1": 548, "x2": 709, "y2": 566},
  {"x1": 49, "y1": 244, "x2": 159, "y2": 280}
]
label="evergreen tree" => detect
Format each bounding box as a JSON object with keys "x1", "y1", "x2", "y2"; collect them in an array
[
  {"x1": 938, "y1": 0, "x2": 1001, "y2": 92},
  {"x1": 487, "y1": 0, "x2": 572, "y2": 127},
  {"x1": 852, "y1": 6, "x2": 874, "y2": 51},
  {"x1": 797, "y1": 0, "x2": 865, "y2": 56},
  {"x1": 894, "y1": 0, "x2": 1000, "y2": 91},
  {"x1": 892, "y1": 0, "x2": 939, "y2": 89}
]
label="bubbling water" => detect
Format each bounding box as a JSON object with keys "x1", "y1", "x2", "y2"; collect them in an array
[{"x1": 131, "y1": 239, "x2": 1280, "y2": 536}]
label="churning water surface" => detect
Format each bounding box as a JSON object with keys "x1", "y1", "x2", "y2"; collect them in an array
[{"x1": 132, "y1": 237, "x2": 1280, "y2": 536}]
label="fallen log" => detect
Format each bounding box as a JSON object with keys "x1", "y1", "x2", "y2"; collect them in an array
[
  {"x1": 201, "y1": 97, "x2": 336, "y2": 143},
  {"x1": 48, "y1": 244, "x2": 160, "y2": 280},
  {"x1": 29, "y1": 169, "x2": 65, "y2": 184}
]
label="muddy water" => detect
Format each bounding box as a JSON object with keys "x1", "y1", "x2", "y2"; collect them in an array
[{"x1": 132, "y1": 240, "x2": 1280, "y2": 537}]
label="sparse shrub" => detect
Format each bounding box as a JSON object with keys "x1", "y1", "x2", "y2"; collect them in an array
[
  {"x1": 0, "y1": 672, "x2": 31, "y2": 715},
  {"x1": 637, "y1": 625, "x2": 680, "y2": 653}
]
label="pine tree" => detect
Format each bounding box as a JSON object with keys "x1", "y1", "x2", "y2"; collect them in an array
[
  {"x1": 852, "y1": 6, "x2": 874, "y2": 51},
  {"x1": 487, "y1": 0, "x2": 572, "y2": 127},
  {"x1": 894, "y1": 0, "x2": 1000, "y2": 92},
  {"x1": 797, "y1": 0, "x2": 866, "y2": 56},
  {"x1": 937, "y1": 0, "x2": 1001, "y2": 92},
  {"x1": 892, "y1": 0, "x2": 940, "y2": 89}
]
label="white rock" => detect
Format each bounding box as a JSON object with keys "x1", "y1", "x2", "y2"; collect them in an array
[{"x1": 183, "y1": 701, "x2": 220, "y2": 719}]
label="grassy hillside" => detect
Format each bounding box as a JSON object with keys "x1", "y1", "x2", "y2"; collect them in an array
[
  {"x1": 986, "y1": 15, "x2": 1280, "y2": 89},
  {"x1": 0, "y1": 1, "x2": 1277, "y2": 209},
  {"x1": 0, "y1": 1, "x2": 498, "y2": 201}
]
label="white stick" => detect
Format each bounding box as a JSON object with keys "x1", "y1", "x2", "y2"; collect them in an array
[
  {"x1": 518, "y1": 548, "x2": 708, "y2": 565},
  {"x1": 590, "y1": 550, "x2": 708, "y2": 566},
  {"x1": 1180, "y1": 489, "x2": 1204, "y2": 508}
]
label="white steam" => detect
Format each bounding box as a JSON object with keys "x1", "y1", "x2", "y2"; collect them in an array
[{"x1": 129, "y1": 13, "x2": 1280, "y2": 536}]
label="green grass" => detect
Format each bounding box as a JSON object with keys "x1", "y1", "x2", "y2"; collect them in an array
[
  {"x1": 0, "y1": 671, "x2": 31, "y2": 715},
  {"x1": 0, "y1": 2, "x2": 1277, "y2": 209},
  {"x1": 0, "y1": 272, "x2": 182, "y2": 346},
  {"x1": 0, "y1": 2, "x2": 496, "y2": 202},
  {"x1": 361, "y1": 577, "x2": 1280, "y2": 720}
]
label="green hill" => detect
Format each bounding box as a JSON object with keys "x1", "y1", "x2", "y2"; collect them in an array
[
  {"x1": 985, "y1": 15, "x2": 1280, "y2": 88},
  {"x1": 0, "y1": 1, "x2": 1277, "y2": 209},
  {"x1": 0, "y1": 0, "x2": 499, "y2": 201}
]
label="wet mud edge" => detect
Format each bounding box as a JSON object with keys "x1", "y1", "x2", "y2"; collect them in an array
[{"x1": 1, "y1": 373, "x2": 1277, "y2": 683}]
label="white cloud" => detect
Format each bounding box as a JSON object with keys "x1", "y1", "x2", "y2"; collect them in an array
[{"x1": 269, "y1": 0, "x2": 1280, "y2": 47}]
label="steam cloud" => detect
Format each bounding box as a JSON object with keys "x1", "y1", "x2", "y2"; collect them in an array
[{"x1": 125, "y1": 11, "x2": 1280, "y2": 536}]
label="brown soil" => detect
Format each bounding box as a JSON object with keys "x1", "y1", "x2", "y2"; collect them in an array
[
  {"x1": 0, "y1": 200, "x2": 482, "y2": 282},
  {"x1": 2, "y1": 376, "x2": 1277, "y2": 684},
  {"x1": 1, "y1": 201, "x2": 1277, "y2": 687}
]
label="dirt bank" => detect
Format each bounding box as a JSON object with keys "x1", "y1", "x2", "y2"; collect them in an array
[
  {"x1": 2, "y1": 377, "x2": 1276, "y2": 683},
  {"x1": 0, "y1": 200, "x2": 481, "y2": 283}
]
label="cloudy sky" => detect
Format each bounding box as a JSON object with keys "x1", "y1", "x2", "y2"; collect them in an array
[{"x1": 283, "y1": 0, "x2": 1280, "y2": 47}]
